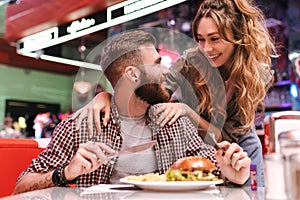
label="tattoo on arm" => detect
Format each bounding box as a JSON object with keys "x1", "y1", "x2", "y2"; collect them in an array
[{"x1": 22, "y1": 172, "x2": 54, "y2": 193}]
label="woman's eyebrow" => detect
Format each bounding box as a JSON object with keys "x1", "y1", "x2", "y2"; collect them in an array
[{"x1": 196, "y1": 32, "x2": 219, "y2": 37}]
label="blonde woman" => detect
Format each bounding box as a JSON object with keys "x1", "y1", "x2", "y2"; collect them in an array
[{"x1": 73, "y1": 0, "x2": 276, "y2": 187}]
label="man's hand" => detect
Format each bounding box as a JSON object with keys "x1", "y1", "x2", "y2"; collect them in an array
[
  {"x1": 64, "y1": 141, "x2": 115, "y2": 180},
  {"x1": 215, "y1": 141, "x2": 251, "y2": 185},
  {"x1": 71, "y1": 92, "x2": 112, "y2": 135}
]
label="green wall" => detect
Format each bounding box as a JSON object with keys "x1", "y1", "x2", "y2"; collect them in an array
[{"x1": 0, "y1": 64, "x2": 74, "y2": 128}]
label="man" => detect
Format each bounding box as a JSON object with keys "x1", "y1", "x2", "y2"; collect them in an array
[{"x1": 14, "y1": 30, "x2": 250, "y2": 194}]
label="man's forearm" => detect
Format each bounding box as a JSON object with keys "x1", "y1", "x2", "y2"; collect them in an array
[{"x1": 13, "y1": 171, "x2": 55, "y2": 194}]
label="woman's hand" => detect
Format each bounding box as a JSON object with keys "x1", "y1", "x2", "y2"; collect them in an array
[
  {"x1": 64, "y1": 141, "x2": 116, "y2": 180},
  {"x1": 71, "y1": 92, "x2": 112, "y2": 135},
  {"x1": 215, "y1": 141, "x2": 251, "y2": 185},
  {"x1": 154, "y1": 102, "x2": 190, "y2": 127}
]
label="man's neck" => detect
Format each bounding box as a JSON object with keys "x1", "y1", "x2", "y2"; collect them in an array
[{"x1": 114, "y1": 88, "x2": 149, "y2": 118}]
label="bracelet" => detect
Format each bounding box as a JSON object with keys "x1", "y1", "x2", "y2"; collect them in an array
[
  {"x1": 52, "y1": 166, "x2": 65, "y2": 186},
  {"x1": 61, "y1": 163, "x2": 78, "y2": 185},
  {"x1": 52, "y1": 164, "x2": 78, "y2": 186}
]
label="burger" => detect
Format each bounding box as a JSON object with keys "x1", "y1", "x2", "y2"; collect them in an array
[{"x1": 166, "y1": 156, "x2": 218, "y2": 181}]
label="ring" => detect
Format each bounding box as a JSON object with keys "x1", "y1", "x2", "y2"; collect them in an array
[{"x1": 93, "y1": 141, "x2": 96, "y2": 144}]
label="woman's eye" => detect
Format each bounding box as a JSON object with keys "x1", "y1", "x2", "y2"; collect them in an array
[
  {"x1": 211, "y1": 38, "x2": 220, "y2": 41},
  {"x1": 197, "y1": 38, "x2": 205, "y2": 42}
]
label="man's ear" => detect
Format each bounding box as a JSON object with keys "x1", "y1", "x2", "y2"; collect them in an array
[{"x1": 125, "y1": 66, "x2": 140, "y2": 83}]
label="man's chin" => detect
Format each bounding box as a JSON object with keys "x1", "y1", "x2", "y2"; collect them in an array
[{"x1": 135, "y1": 85, "x2": 170, "y2": 105}]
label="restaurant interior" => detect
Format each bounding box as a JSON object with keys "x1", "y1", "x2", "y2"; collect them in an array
[{"x1": 0, "y1": 0, "x2": 300, "y2": 199}]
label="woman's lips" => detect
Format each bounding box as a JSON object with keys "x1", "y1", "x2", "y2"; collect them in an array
[{"x1": 208, "y1": 53, "x2": 221, "y2": 60}]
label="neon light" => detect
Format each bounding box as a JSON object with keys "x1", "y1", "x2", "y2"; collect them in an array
[
  {"x1": 18, "y1": 27, "x2": 58, "y2": 50},
  {"x1": 67, "y1": 18, "x2": 96, "y2": 34},
  {"x1": 124, "y1": 0, "x2": 164, "y2": 15},
  {"x1": 17, "y1": 0, "x2": 187, "y2": 56},
  {"x1": 290, "y1": 83, "x2": 298, "y2": 99},
  {"x1": 22, "y1": 52, "x2": 101, "y2": 70}
]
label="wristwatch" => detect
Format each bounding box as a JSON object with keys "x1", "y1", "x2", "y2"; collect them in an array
[{"x1": 52, "y1": 164, "x2": 78, "y2": 186}]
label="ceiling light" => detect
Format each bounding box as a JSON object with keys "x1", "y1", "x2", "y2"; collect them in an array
[{"x1": 74, "y1": 81, "x2": 92, "y2": 94}]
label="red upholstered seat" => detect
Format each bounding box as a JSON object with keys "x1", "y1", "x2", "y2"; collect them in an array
[{"x1": 0, "y1": 138, "x2": 45, "y2": 197}]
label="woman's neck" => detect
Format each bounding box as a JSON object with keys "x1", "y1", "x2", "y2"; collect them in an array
[{"x1": 218, "y1": 66, "x2": 230, "y2": 81}]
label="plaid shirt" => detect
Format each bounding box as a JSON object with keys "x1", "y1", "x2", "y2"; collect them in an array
[{"x1": 19, "y1": 104, "x2": 219, "y2": 188}]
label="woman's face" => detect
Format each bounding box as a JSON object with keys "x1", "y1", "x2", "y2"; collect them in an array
[{"x1": 196, "y1": 17, "x2": 235, "y2": 68}]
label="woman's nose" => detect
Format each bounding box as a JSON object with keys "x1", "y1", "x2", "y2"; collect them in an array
[{"x1": 203, "y1": 44, "x2": 213, "y2": 52}]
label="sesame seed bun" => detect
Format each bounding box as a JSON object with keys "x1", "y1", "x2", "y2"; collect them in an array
[{"x1": 171, "y1": 156, "x2": 216, "y2": 172}]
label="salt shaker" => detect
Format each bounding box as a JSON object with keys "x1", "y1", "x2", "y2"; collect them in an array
[
  {"x1": 264, "y1": 153, "x2": 288, "y2": 199},
  {"x1": 278, "y1": 130, "x2": 300, "y2": 199},
  {"x1": 288, "y1": 153, "x2": 300, "y2": 200}
]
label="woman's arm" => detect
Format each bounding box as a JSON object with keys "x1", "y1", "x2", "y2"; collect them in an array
[
  {"x1": 154, "y1": 102, "x2": 223, "y2": 142},
  {"x1": 71, "y1": 92, "x2": 112, "y2": 134}
]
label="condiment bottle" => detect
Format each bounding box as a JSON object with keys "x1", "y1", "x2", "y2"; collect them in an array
[{"x1": 250, "y1": 164, "x2": 257, "y2": 191}]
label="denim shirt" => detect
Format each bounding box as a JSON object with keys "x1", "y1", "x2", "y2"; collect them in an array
[{"x1": 238, "y1": 126, "x2": 265, "y2": 187}]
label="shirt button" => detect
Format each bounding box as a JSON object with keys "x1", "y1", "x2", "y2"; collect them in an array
[{"x1": 116, "y1": 136, "x2": 121, "y2": 140}]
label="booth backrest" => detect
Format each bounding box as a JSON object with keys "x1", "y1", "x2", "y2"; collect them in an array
[
  {"x1": 270, "y1": 111, "x2": 300, "y2": 153},
  {"x1": 0, "y1": 138, "x2": 49, "y2": 197}
]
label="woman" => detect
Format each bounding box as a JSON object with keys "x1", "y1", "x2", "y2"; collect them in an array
[{"x1": 73, "y1": 0, "x2": 276, "y2": 186}]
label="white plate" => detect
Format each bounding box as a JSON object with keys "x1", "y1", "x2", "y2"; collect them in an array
[{"x1": 120, "y1": 178, "x2": 223, "y2": 192}]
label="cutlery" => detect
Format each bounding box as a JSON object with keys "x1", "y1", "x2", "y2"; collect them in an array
[
  {"x1": 108, "y1": 140, "x2": 157, "y2": 159},
  {"x1": 198, "y1": 129, "x2": 225, "y2": 155}
]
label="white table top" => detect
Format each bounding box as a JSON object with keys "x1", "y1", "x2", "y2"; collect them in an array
[{"x1": 0, "y1": 186, "x2": 264, "y2": 200}]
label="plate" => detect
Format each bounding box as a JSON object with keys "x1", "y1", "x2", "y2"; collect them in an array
[{"x1": 120, "y1": 178, "x2": 223, "y2": 192}]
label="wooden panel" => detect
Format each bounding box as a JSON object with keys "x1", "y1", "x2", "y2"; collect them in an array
[
  {"x1": 1, "y1": 0, "x2": 123, "y2": 74},
  {"x1": 0, "y1": 38, "x2": 79, "y2": 75}
]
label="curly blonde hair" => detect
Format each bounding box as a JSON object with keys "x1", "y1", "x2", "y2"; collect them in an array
[
  {"x1": 191, "y1": 0, "x2": 277, "y2": 131},
  {"x1": 172, "y1": 47, "x2": 226, "y2": 128}
]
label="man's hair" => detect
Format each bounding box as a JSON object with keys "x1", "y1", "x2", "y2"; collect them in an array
[{"x1": 100, "y1": 30, "x2": 156, "y2": 87}]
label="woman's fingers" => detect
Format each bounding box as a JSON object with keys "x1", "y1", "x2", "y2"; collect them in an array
[
  {"x1": 155, "y1": 103, "x2": 184, "y2": 126},
  {"x1": 102, "y1": 106, "x2": 111, "y2": 127},
  {"x1": 94, "y1": 107, "x2": 101, "y2": 134},
  {"x1": 232, "y1": 152, "x2": 250, "y2": 171},
  {"x1": 75, "y1": 108, "x2": 86, "y2": 131},
  {"x1": 87, "y1": 107, "x2": 94, "y2": 135},
  {"x1": 217, "y1": 141, "x2": 250, "y2": 171},
  {"x1": 160, "y1": 109, "x2": 180, "y2": 126},
  {"x1": 71, "y1": 107, "x2": 83, "y2": 120}
]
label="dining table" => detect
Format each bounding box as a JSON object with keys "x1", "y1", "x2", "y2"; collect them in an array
[{"x1": 0, "y1": 185, "x2": 265, "y2": 200}]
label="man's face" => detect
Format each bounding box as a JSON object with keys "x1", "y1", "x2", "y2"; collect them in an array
[{"x1": 134, "y1": 44, "x2": 171, "y2": 105}]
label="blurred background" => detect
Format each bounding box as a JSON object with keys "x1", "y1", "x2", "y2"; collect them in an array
[{"x1": 0, "y1": 0, "x2": 299, "y2": 139}]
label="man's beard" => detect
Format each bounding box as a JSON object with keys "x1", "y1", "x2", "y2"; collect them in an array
[{"x1": 135, "y1": 83, "x2": 171, "y2": 105}]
